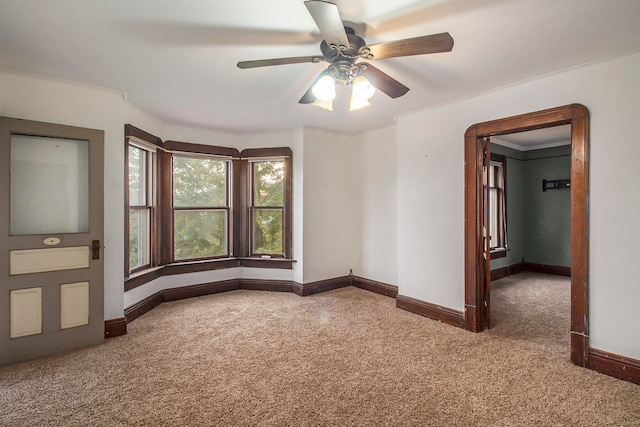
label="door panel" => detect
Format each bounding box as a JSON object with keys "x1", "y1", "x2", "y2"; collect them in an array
[
  {"x1": 10, "y1": 246, "x2": 90, "y2": 275},
  {"x1": 9, "y1": 288, "x2": 42, "y2": 338},
  {"x1": 0, "y1": 116, "x2": 104, "y2": 366}
]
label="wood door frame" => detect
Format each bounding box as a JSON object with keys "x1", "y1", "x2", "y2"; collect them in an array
[{"x1": 464, "y1": 104, "x2": 589, "y2": 367}]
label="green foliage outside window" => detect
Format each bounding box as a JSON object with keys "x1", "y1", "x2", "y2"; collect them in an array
[
  {"x1": 252, "y1": 161, "x2": 284, "y2": 255},
  {"x1": 174, "y1": 210, "x2": 227, "y2": 260},
  {"x1": 129, "y1": 145, "x2": 150, "y2": 270},
  {"x1": 173, "y1": 156, "x2": 226, "y2": 207},
  {"x1": 173, "y1": 156, "x2": 228, "y2": 260}
]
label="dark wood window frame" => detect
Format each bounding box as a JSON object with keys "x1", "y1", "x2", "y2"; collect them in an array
[
  {"x1": 125, "y1": 125, "x2": 162, "y2": 276},
  {"x1": 242, "y1": 148, "x2": 293, "y2": 259},
  {"x1": 169, "y1": 151, "x2": 232, "y2": 261},
  {"x1": 124, "y1": 126, "x2": 294, "y2": 291}
]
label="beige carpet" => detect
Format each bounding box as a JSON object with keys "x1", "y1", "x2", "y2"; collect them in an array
[{"x1": 1, "y1": 272, "x2": 639, "y2": 426}]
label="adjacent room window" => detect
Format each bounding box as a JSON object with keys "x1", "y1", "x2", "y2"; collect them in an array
[
  {"x1": 172, "y1": 155, "x2": 230, "y2": 261},
  {"x1": 488, "y1": 154, "x2": 507, "y2": 253},
  {"x1": 125, "y1": 126, "x2": 160, "y2": 275}
]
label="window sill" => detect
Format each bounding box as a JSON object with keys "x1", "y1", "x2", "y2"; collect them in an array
[
  {"x1": 125, "y1": 257, "x2": 296, "y2": 292},
  {"x1": 490, "y1": 248, "x2": 507, "y2": 259}
]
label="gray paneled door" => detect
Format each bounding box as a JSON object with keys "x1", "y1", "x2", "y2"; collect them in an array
[{"x1": 0, "y1": 116, "x2": 104, "y2": 365}]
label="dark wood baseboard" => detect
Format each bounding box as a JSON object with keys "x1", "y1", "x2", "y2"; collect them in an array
[
  {"x1": 104, "y1": 317, "x2": 127, "y2": 338},
  {"x1": 125, "y1": 276, "x2": 351, "y2": 324},
  {"x1": 396, "y1": 294, "x2": 465, "y2": 328},
  {"x1": 293, "y1": 276, "x2": 350, "y2": 296},
  {"x1": 162, "y1": 279, "x2": 241, "y2": 302},
  {"x1": 352, "y1": 276, "x2": 398, "y2": 298},
  {"x1": 589, "y1": 348, "x2": 640, "y2": 385},
  {"x1": 240, "y1": 279, "x2": 294, "y2": 292},
  {"x1": 523, "y1": 262, "x2": 571, "y2": 277},
  {"x1": 125, "y1": 292, "x2": 163, "y2": 324},
  {"x1": 490, "y1": 261, "x2": 570, "y2": 281},
  {"x1": 491, "y1": 262, "x2": 525, "y2": 281}
]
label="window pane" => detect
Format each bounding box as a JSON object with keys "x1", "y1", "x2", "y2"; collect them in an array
[
  {"x1": 489, "y1": 188, "x2": 498, "y2": 248},
  {"x1": 253, "y1": 161, "x2": 284, "y2": 207},
  {"x1": 129, "y1": 145, "x2": 146, "y2": 206},
  {"x1": 174, "y1": 210, "x2": 228, "y2": 260},
  {"x1": 173, "y1": 156, "x2": 227, "y2": 207},
  {"x1": 489, "y1": 164, "x2": 496, "y2": 187},
  {"x1": 253, "y1": 209, "x2": 283, "y2": 255},
  {"x1": 129, "y1": 208, "x2": 150, "y2": 270},
  {"x1": 11, "y1": 135, "x2": 89, "y2": 235}
]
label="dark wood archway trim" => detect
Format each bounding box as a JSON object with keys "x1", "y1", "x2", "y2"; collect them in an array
[{"x1": 464, "y1": 104, "x2": 590, "y2": 367}]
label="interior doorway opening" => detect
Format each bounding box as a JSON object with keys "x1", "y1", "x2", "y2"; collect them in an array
[
  {"x1": 487, "y1": 130, "x2": 572, "y2": 346},
  {"x1": 464, "y1": 104, "x2": 589, "y2": 367}
]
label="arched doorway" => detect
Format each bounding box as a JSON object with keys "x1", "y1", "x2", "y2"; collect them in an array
[{"x1": 463, "y1": 104, "x2": 589, "y2": 367}]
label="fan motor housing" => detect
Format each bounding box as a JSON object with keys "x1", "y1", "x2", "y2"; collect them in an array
[{"x1": 320, "y1": 27, "x2": 366, "y2": 61}]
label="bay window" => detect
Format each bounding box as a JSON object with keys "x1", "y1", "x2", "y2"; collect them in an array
[{"x1": 125, "y1": 125, "x2": 293, "y2": 288}]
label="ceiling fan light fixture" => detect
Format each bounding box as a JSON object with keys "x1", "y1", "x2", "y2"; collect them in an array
[
  {"x1": 349, "y1": 75, "x2": 375, "y2": 111},
  {"x1": 349, "y1": 96, "x2": 371, "y2": 111},
  {"x1": 312, "y1": 75, "x2": 336, "y2": 102},
  {"x1": 313, "y1": 98, "x2": 334, "y2": 111},
  {"x1": 351, "y1": 75, "x2": 376, "y2": 101}
]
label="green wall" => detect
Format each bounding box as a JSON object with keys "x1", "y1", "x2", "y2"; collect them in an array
[
  {"x1": 490, "y1": 144, "x2": 571, "y2": 270},
  {"x1": 522, "y1": 146, "x2": 572, "y2": 267}
]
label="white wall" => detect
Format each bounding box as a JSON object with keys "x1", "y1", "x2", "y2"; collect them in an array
[
  {"x1": 301, "y1": 128, "x2": 357, "y2": 283},
  {"x1": 396, "y1": 51, "x2": 640, "y2": 359},
  {"x1": 350, "y1": 126, "x2": 398, "y2": 285}
]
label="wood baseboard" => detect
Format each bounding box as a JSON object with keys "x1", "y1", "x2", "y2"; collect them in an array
[
  {"x1": 491, "y1": 262, "x2": 525, "y2": 281},
  {"x1": 589, "y1": 348, "x2": 640, "y2": 385},
  {"x1": 396, "y1": 294, "x2": 465, "y2": 328},
  {"x1": 523, "y1": 262, "x2": 571, "y2": 277},
  {"x1": 352, "y1": 276, "x2": 398, "y2": 298},
  {"x1": 240, "y1": 279, "x2": 293, "y2": 292},
  {"x1": 104, "y1": 318, "x2": 127, "y2": 338},
  {"x1": 125, "y1": 292, "x2": 162, "y2": 324},
  {"x1": 125, "y1": 275, "x2": 352, "y2": 323},
  {"x1": 162, "y1": 279, "x2": 241, "y2": 302},
  {"x1": 490, "y1": 261, "x2": 571, "y2": 280},
  {"x1": 293, "y1": 276, "x2": 350, "y2": 296}
]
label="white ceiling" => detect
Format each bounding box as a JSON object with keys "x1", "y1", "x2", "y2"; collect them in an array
[
  {"x1": 493, "y1": 125, "x2": 571, "y2": 151},
  {"x1": 1, "y1": 0, "x2": 640, "y2": 135}
]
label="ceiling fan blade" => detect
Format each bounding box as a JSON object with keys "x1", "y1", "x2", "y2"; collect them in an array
[
  {"x1": 365, "y1": 32, "x2": 454, "y2": 60},
  {"x1": 237, "y1": 56, "x2": 323, "y2": 69},
  {"x1": 299, "y1": 70, "x2": 331, "y2": 104},
  {"x1": 304, "y1": 0, "x2": 350, "y2": 48},
  {"x1": 358, "y1": 63, "x2": 409, "y2": 99}
]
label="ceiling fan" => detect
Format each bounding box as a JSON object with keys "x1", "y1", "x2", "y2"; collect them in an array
[{"x1": 237, "y1": 0, "x2": 454, "y2": 111}]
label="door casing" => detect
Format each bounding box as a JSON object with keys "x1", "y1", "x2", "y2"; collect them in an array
[{"x1": 464, "y1": 104, "x2": 589, "y2": 367}]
